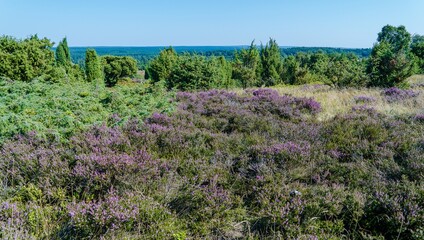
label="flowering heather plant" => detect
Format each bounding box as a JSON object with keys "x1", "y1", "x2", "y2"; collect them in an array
[
  {"x1": 251, "y1": 141, "x2": 311, "y2": 169},
  {"x1": 363, "y1": 182, "x2": 424, "y2": 239},
  {"x1": 354, "y1": 95, "x2": 376, "y2": 104},
  {"x1": 253, "y1": 192, "x2": 306, "y2": 237},
  {"x1": 382, "y1": 87, "x2": 419, "y2": 102},
  {"x1": 0, "y1": 132, "x2": 70, "y2": 196},
  {"x1": 177, "y1": 89, "x2": 321, "y2": 122},
  {"x1": 0, "y1": 201, "x2": 32, "y2": 239},
  {"x1": 261, "y1": 141, "x2": 311, "y2": 156},
  {"x1": 68, "y1": 189, "x2": 139, "y2": 234},
  {"x1": 351, "y1": 105, "x2": 377, "y2": 115},
  {"x1": 247, "y1": 88, "x2": 321, "y2": 117},
  {"x1": 410, "y1": 82, "x2": 424, "y2": 88},
  {"x1": 0, "y1": 88, "x2": 423, "y2": 239},
  {"x1": 70, "y1": 124, "x2": 160, "y2": 197}
]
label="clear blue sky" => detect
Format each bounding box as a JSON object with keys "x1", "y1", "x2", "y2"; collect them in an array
[{"x1": 0, "y1": 0, "x2": 423, "y2": 48}]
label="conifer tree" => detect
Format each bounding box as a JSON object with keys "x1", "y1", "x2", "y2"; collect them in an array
[
  {"x1": 260, "y1": 38, "x2": 283, "y2": 86},
  {"x1": 62, "y1": 37, "x2": 71, "y2": 63},
  {"x1": 367, "y1": 25, "x2": 416, "y2": 87},
  {"x1": 232, "y1": 41, "x2": 261, "y2": 88},
  {"x1": 85, "y1": 48, "x2": 102, "y2": 83},
  {"x1": 56, "y1": 37, "x2": 72, "y2": 67},
  {"x1": 147, "y1": 47, "x2": 178, "y2": 82}
]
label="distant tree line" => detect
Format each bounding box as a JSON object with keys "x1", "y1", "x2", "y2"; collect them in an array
[
  {"x1": 1, "y1": 24, "x2": 423, "y2": 88},
  {"x1": 147, "y1": 25, "x2": 424, "y2": 89},
  {"x1": 68, "y1": 46, "x2": 371, "y2": 70},
  {"x1": 281, "y1": 47, "x2": 371, "y2": 58}
]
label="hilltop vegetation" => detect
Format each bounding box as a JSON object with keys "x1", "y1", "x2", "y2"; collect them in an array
[
  {"x1": 0, "y1": 25, "x2": 423, "y2": 239},
  {"x1": 67, "y1": 46, "x2": 371, "y2": 69}
]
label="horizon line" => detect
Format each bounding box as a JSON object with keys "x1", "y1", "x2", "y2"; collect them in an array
[{"x1": 66, "y1": 45, "x2": 372, "y2": 49}]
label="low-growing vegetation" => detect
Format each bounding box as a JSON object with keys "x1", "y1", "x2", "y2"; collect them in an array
[
  {"x1": 0, "y1": 24, "x2": 423, "y2": 239},
  {"x1": 1, "y1": 86, "x2": 423, "y2": 239}
]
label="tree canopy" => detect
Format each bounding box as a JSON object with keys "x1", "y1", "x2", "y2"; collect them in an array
[{"x1": 368, "y1": 25, "x2": 416, "y2": 87}]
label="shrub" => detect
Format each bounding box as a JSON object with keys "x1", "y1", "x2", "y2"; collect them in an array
[
  {"x1": 0, "y1": 79, "x2": 173, "y2": 143},
  {"x1": 0, "y1": 35, "x2": 55, "y2": 81},
  {"x1": 102, "y1": 56, "x2": 138, "y2": 87}
]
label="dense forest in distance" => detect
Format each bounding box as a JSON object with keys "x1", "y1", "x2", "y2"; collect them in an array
[{"x1": 67, "y1": 46, "x2": 372, "y2": 68}]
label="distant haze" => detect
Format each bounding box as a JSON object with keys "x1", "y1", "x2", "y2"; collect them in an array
[{"x1": 1, "y1": 0, "x2": 423, "y2": 48}]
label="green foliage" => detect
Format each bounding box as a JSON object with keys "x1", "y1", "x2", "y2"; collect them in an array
[
  {"x1": 56, "y1": 38, "x2": 72, "y2": 67},
  {"x1": 208, "y1": 56, "x2": 234, "y2": 89},
  {"x1": 147, "y1": 47, "x2": 178, "y2": 82},
  {"x1": 260, "y1": 38, "x2": 283, "y2": 86},
  {"x1": 367, "y1": 42, "x2": 416, "y2": 87},
  {"x1": 149, "y1": 51, "x2": 235, "y2": 90},
  {"x1": 85, "y1": 49, "x2": 103, "y2": 84},
  {"x1": 54, "y1": 37, "x2": 87, "y2": 83},
  {"x1": 324, "y1": 53, "x2": 370, "y2": 87},
  {"x1": 282, "y1": 52, "x2": 369, "y2": 87},
  {"x1": 378, "y1": 25, "x2": 411, "y2": 52},
  {"x1": 102, "y1": 56, "x2": 138, "y2": 87},
  {"x1": 411, "y1": 34, "x2": 424, "y2": 73},
  {"x1": 0, "y1": 78, "x2": 174, "y2": 143},
  {"x1": 0, "y1": 35, "x2": 55, "y2": 81},
  {"x1": 13, "y1": 184, "x2": 43, "y2": 203},
  {"x1": 167, "y1": 54, "x2": 212, "y2": 90},
  {"x1": 368, "y1": 25, "x2": 416, "y2": 87},
  {"x1": 1, "y1": 29, "x2": 424, "y2": 239},
  {"x1": 232, "y1": 41, "x2": 261, "y2": 88}
]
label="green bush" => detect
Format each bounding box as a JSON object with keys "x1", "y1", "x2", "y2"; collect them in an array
[
  {"x1": 0, "y1": 78, "x2": 174, "y2": 143},
  {"x1": 0, "y1": 35, "x2": 55, "y2": 81},
  {"x1": 102, "y1": 55, "x2": 138, "y2": 87}
]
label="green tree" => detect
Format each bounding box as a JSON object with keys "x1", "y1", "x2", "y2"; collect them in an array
[
  {"x1": 232, "y1": 41, "x2": 261, "y2": 88},
  {"x1": 367, "y1": 25, "x2": 416, "y2": 87},
  {"x1": 56, "y1": 37, "x2": 72, "y2": 67},
  {"x1": 85, "y1": 49, "x2": 103, "y2": 83},
  {"x1": 0, "y1": 35, "x2": 55, "y2": 81},
  {"x1": 411, "y1": 34, "x2": 424, "y2": 73},
  {"x1": 102, "y1": 56, "x2": 138, "y2": 87},
  {"x1": 325, "y1": 53, "x2": 369, "y2": 87},
  {"x1": 210, "y1": 56, "x2": 234, "y2": 89},
  {"x1": 260, "y1": 38, "x2": 283, "y2": 86},
  {"x1": 282, "y1": 55, "x2": 309, "y2": 85},
  {"x1": 165, "y1": 54, "x2": 233, "y2": 90},
  {"x1": 378, "y1": 25, "x2": 411, "y2": 52},
  {"x1": 147, "y1": 47, "x2": 178, "y2": 82},
  {"x1": 308, "y1": 51, "x2": 330, "y2": 76},
  {"x1": 167, "y1": 54, "x2": 210, "y2": 90}
]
